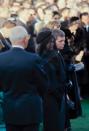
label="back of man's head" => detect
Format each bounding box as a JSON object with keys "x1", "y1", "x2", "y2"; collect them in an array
[{"x1": 9, "y1": 26, "x2": 28, "y2": 43}]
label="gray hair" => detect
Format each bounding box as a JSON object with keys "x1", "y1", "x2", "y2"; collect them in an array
[
  {"x1": 52, "y1": 29, "x2": 65, "y2": 39},
  {"x1": 9, "y1": 26, "x2": 28, "y2": 42}
]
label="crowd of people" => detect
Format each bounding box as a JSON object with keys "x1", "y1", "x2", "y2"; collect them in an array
[{"x1": 0, "y1": 0, "x2": 89, "y2": 131}]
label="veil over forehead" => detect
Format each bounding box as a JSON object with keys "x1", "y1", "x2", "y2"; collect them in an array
[{"x1": 36, "y1": 28, "x2": 52, "y2": 45}]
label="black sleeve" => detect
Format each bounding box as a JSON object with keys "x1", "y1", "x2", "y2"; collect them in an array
[{"x1": 32, "y1": 58, "x2": 49, "y2": 97}]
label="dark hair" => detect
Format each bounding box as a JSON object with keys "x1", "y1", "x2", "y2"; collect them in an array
[
  {"x1": 52, "y1": 11, "x2": 60, "y2": 17},
  {"x1": 70, "y1": 16, "x2": 79, "y2": 23},
  {"x1": 36, "y1": 28, "x2": 54, "y2": 55},
  {"x1": 80, "y1": 12, "x2": 89, "y2": 19},
  {"x1": 36, "y1": 28, "x2": 52, "y2": 45}
]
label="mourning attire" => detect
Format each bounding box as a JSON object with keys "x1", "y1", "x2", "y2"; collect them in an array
[
  {"x1": 0, "y1": 47, "x2": 48, "y2": 131},
  {"x1": 36, "y1": 30, "x2": 67, "y2": 131}
]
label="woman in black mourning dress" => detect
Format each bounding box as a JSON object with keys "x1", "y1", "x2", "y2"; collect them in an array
[{"x1": 36, "y1": 28, "x2": 67, "y2": 131}]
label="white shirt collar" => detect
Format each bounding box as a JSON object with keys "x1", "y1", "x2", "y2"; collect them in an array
[
  {"x1": 84, "y1": 25, "x2": 89, "y2": 32},
  {"x1": 12, "y1": 45, "x2": 24, "y2": 49}
]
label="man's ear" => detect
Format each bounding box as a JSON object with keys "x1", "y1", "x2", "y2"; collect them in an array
[
  {"x1": 26, "y1": 35, "x2": 31, "y2": 41},
  {"x1": 24, "y1": 35, "x2": 30, "y2": 43},
  {"x1": 24, "y1": 35, "x2": 31, "y2": 48}
]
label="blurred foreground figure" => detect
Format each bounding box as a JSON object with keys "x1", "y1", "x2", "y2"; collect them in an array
[
  {"x1": 0, "y1": 20, "x2": 16, "y2": 52},
  {"x1": 0, "y1": 32, "x2": 11, "y2": 52},
  {"x1": 0, "y1": 26, "x2": 48, "y2": 131}
]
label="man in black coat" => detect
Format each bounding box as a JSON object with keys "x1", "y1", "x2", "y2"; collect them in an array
[
  {"x1": 80, "y1": 12, "x2": 89, "y2": 97},
  {"x1": 0, "y1": 26, "x2": 48, "y2": 131}
]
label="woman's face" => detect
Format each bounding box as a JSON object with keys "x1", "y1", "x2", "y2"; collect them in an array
[{"x1": 55, "y1": 36, "x2": 65, "y2": 50}]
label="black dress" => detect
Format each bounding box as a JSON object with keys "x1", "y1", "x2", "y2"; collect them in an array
[{"x1": 40, "y1": 50, "x2": 67, "y2": 131}]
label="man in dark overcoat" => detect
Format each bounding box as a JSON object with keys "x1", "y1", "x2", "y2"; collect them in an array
[{"x1": 0, "y1": 26, "x2": 48, "y2": 131}]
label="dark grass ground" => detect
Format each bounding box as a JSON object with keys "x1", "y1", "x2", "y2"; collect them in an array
[
  {"x1": 0, "y1": 99, "x2": 89, "y2": 131},
  {"x1": 71, "y1": 99, "x2": 89, "y2": 131},
  {"x1": 39, "y1": 99, "x2": 89, "y2": 131}
]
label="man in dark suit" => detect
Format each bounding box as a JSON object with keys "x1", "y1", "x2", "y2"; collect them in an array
[
  {"x1": 80, "y1": 12, "x2": 89, "y2": 97},
  {"x1": 80, "y1": 12, "x2": 89, "y2": 52},
  {"x1": 0, "y1": 26, "x2": 48, "y2": 131}
]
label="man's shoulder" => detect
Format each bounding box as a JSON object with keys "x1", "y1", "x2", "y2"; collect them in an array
[
  {"x1": 0, "y1": 50, "x2": 10, "y2": 57},
  {"x1": 26, "y1": 51, "x2": 41, "y2": 59},
  {"x1": 25, "y1": 52, "x2": 43, "y2": 65}
]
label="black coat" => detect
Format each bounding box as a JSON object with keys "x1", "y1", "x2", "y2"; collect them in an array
[
  {"x1": 40, "y1": 50, "x2": 67, "y2": 131},
  {"x1": 0, "y1": 47, "x2": 48, "y2": 125},
  {"x1": 83, "y1": 26, "x2": 89, "y2": 50}
]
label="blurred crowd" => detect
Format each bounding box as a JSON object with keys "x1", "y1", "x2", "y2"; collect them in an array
[{"x1": 0, "y1": 0, "x2": 89, "y2": 24}]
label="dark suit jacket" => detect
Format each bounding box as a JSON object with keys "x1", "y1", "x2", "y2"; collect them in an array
[
  {"x1": 0, "y1": 47, "x2": 48, "y2": 125},
  {"x1": 83, "y1": 26, "x2": 89, "y2": 50}
]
